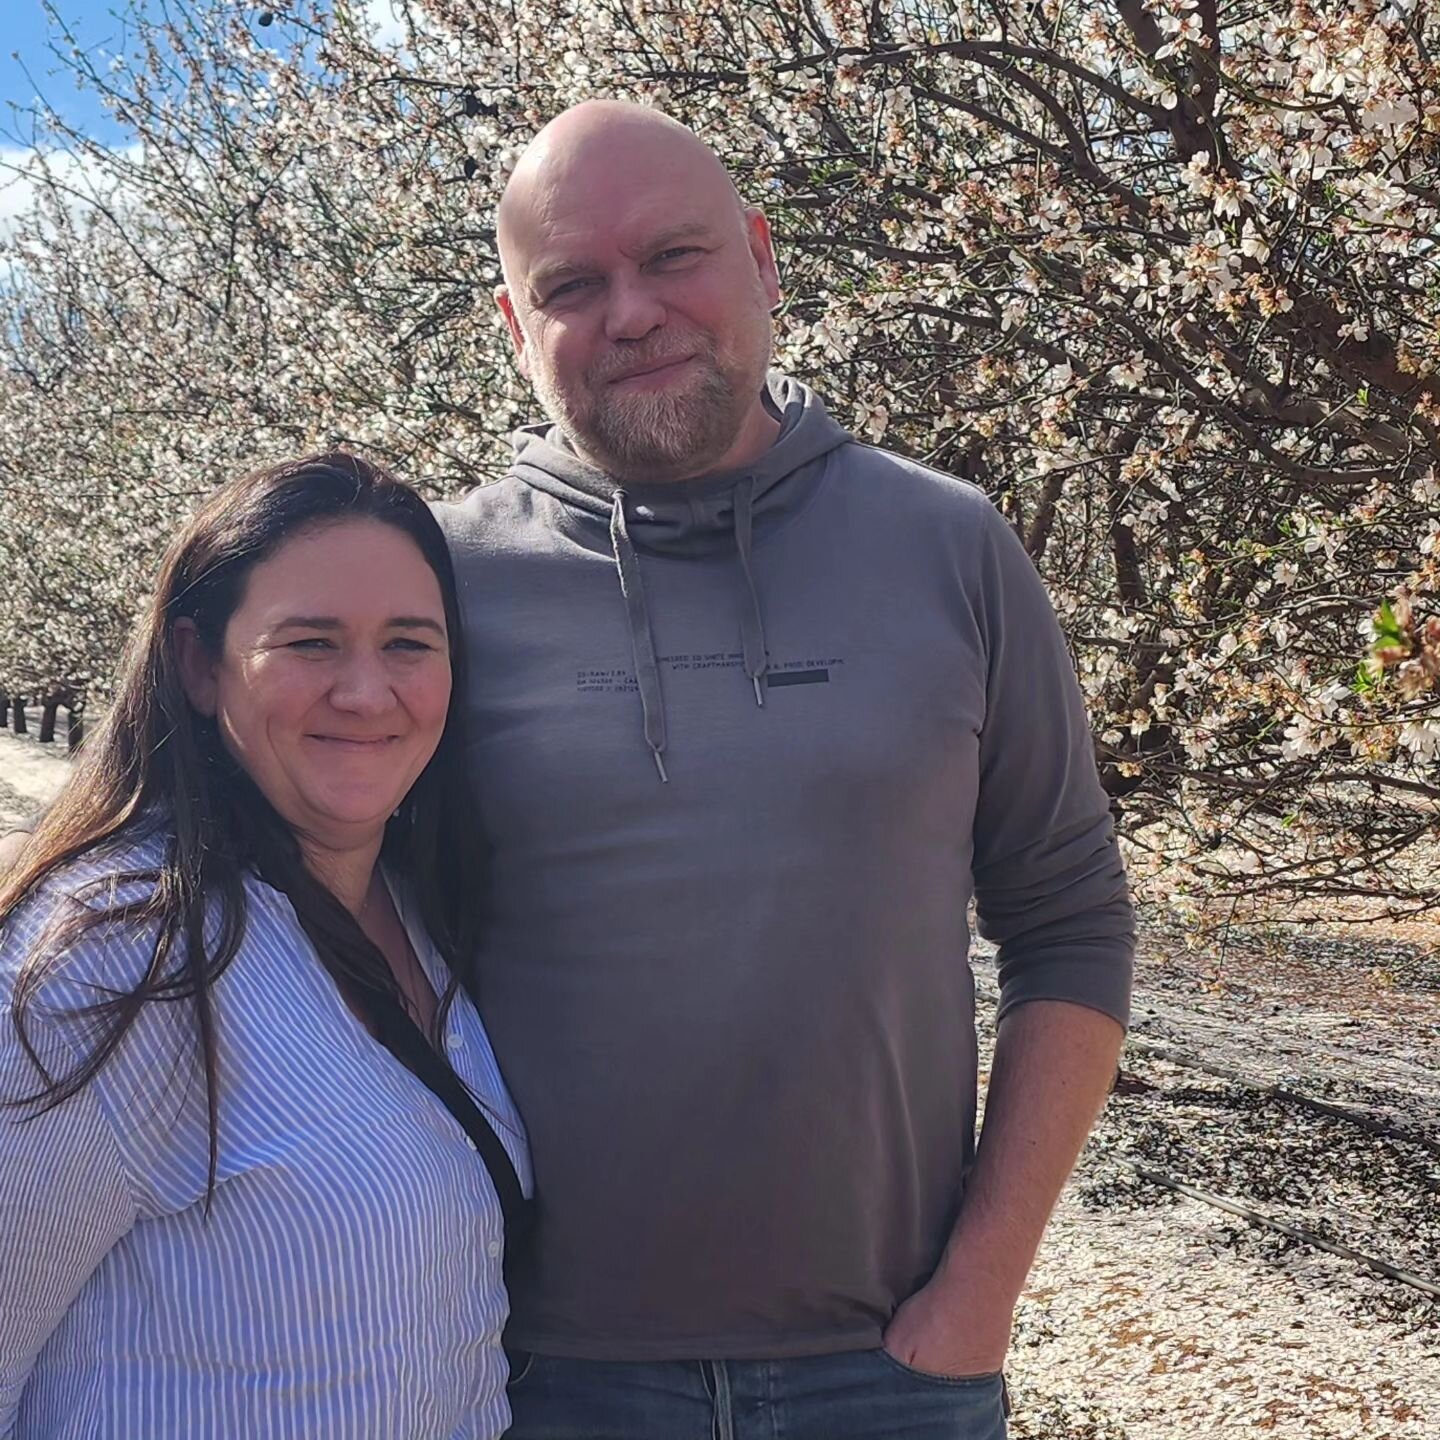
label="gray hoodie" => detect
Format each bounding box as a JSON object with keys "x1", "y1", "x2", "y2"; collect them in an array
[{"x1": 435, "y1": 376, "x2": 1134, "y2": 1360}]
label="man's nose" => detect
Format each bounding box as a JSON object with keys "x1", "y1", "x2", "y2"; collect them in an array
[
  {"x1": 328, "y1": 652, "x2": 395, "y2": 715},
  {"x1": 603, "y1": 275, "x2": 665, "y2": 344}
]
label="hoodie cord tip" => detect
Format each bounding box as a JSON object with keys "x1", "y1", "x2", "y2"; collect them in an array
[
  {"x1": 752, "y1": 675, "x2": 766, "y2": 708},
  {"x1": 652, "y1": 749, "x2": 670, "y2": 783}
]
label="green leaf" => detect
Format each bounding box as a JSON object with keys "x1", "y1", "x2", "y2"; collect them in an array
[{"x1": 1373, "y1": 600, "x2": 1405, "y2": 645}]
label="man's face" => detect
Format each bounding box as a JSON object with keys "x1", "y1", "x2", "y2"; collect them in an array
[{"x1": 497, "y1": 127, "x2": 781, "y2": 483}]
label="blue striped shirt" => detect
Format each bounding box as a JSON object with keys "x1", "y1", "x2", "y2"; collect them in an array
[{"x1": 0, "y1": 831, "x2": 530, "y2": 1439}]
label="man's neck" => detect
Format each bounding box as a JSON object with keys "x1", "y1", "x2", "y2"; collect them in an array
[{"x1": 690, "y1": 404, "x2": 783, "y2": 482}]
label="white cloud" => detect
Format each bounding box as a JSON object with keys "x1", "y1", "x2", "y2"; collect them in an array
[
  {"x1": 363, "y1": 0, "x2": 408, "y2": 48},
  {"x1": 0, "y1": 148, "x2": 44, "y2": 244},
  {"x1": 0, "y1": 143, "x2": 146, "y2": 257}
]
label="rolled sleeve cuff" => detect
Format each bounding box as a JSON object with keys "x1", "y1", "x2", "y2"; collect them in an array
[{"x1": 994, "y1": 938, "x2": 1135, "y2": 1030}]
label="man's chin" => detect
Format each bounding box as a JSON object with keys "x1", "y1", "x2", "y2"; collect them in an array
[
  {"x1": 592, "y1": 436, "x2": 716, "y2": 483},
  {"x1": 590, "y1": 396, "x2": 735, "y2": 479}
]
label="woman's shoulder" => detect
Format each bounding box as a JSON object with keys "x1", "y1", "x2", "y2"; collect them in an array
[
  {"x1": 3, "y1": 822, "x2": 170, "y2": 924},
  {"x1": 0, "y1": 824, "x2": 174, "y2": 1005}
]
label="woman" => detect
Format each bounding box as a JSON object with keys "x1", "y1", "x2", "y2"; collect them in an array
[{"x1": 0, "y1": 454, "x2": 530, "y2": 1438}]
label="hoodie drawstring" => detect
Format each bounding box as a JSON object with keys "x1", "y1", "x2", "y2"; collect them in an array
[
  {"x1": 734, "y1": 476, "x2": 769, "y2": 707},
  {"x1": 610, "y1": 491, "x2": 669, "y2": 782},
  {"x1": 608, "y1": 478, "x2": 772, "y2": 781}
]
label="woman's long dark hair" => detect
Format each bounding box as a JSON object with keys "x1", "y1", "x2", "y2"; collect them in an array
[{"x1": 0, "y1": 453, "x2": 488, "y2": 1201}]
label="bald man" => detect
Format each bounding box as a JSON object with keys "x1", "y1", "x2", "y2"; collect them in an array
[{"x1": 434, "y1": 100, "x2": 1134, "y2": 1440}]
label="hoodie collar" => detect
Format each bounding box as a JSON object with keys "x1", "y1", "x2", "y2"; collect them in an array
[
  {"x1": 504, "y1": 374, "x2": 852, "y2": 781},
  {"x1": 507, "y1": 373, "x2": 851, "y2": 558}
]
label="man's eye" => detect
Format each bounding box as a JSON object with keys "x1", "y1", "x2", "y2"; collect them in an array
[
  {"x1": 546, "y1": 277, "x2": 597, "y2": 302},
  {"x1": 387, "y1": 637, "x2": 437, "y2": 652},
  {"x1": 653, "y1": 247, "x2": 702, "y2": 265}
]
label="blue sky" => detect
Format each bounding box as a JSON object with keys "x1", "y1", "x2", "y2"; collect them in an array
[
  {"x1": 1, "y1": 1, "x2": 139, "y2": 146},
  {"x1": 2, "y1": 3, "x2": 404, "y2": 147},
  {"x1": 0, "y1": 2, "x2": 402, "y2": 240}
]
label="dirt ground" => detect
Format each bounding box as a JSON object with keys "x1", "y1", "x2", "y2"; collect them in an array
[
  {"x1": 0, "y1": 726, "x2": 68, "y2": 832},
  {"x1": 983, "y1": 912, "x2": 1439, "y2": 1440}
]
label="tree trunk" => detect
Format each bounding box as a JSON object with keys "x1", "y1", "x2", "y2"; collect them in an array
[
  {"x1": 67, "y1": 707, "x2": 85, "y2": 754},
  {"x1": 0, "y1": 690, "x2": 8, "y2": 730},
  {"x1": 11, "y1": 697, "x2": 27, "y2": 734},
  {"x1": 39, "y1": 700, "x2": 58, "y2": 743}
]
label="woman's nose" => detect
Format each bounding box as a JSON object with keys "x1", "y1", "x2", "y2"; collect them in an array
[{"x1": 327, "y1": 653, "x2": 395, "y2": 714}]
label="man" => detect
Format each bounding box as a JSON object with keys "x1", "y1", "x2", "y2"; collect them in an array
[{"x1": 433, "y1": 99, "x2": 1133, "y2": 1439}]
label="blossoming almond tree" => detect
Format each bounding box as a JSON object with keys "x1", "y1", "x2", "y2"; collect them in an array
[{"x1": 3, "y1": 0, "x2": 1439, "y2": 915}]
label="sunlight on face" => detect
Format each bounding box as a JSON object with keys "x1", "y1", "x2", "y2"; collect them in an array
[
  {"x1": 199, "y1": 518, "x2": 451, "y2": 852},
  {"x1": 498, "y1": 113, "x2": 781, "y2": 482}
]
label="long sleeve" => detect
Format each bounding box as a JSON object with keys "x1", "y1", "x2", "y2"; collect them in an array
[
  {"x1": 968, "y1": 503, "x2": 1136, "y2": 1028},
  {"x1": 0, "y1": 1008, "x2": 139, "y2": 1434}
]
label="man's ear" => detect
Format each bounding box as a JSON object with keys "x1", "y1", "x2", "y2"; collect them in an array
[
  {"x1": 173, "y1": 618, "x2": 219, "y2": 717},
  {"x1": 495, "y1": 285, "x2": 532, "y2": 380},
  {"x1": 744, "y1": 207, "x2": 782, "y2": 312}
]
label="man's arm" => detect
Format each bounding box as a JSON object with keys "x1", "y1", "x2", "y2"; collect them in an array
[
  {"x1": 883, "y1": 998, "x2": 1122, "y2": 1375},
  {"x1": 883, "y1": 499, "x2": 1133, "y2": 1375}
]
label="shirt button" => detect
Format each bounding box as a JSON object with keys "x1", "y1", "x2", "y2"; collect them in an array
[
  {"x1": 465, "y1": 1137, "x2": 478, "y2": 1152},
  {"x1": 487, "y1": 1240, "x2": 501, "y2": 1258},
  {"x1": 445, "y1": 1032, "x2": 464, "y2": 1054}
]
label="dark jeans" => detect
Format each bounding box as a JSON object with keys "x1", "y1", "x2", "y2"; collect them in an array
[{"x1": 504, "y1": 1348, "x2": 1008, "y2": 1439}]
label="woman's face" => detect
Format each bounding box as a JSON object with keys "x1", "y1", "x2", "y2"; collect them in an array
[{"x1": 180, "y1": 518, "x2": 453, "y2": 852}]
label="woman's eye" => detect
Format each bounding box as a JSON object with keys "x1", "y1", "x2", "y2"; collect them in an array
[{"x1": 288, "y1": 638, "x2": 334, "y2": 651}]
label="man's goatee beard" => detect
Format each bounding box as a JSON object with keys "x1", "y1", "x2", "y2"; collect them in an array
[
  {"x1": 542, "y1": 359, "x2": 744, "y2": 482},
  {"x1": 586, "y1": 366, "x2": 739, "y2": 480}
]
